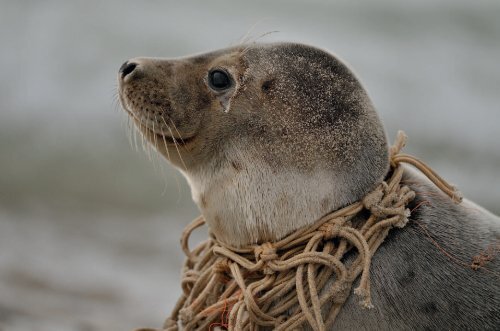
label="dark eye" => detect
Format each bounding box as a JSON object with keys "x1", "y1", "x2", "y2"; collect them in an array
[{"x1": 208, "y1": 70, "x2": 232, "y2": 91}]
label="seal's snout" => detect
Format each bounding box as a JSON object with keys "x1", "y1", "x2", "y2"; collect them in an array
[{"x1": 119, "y1": 61, "x2": 137, "y2": 79}]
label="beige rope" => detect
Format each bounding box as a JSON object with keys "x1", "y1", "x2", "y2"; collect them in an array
[{"x1": 135, "y1": 130, "x2": 462, "y2": 331}]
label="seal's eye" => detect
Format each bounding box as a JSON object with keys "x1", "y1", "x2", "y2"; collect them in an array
[{"x1": 208, "y1": 70, "x2": 232, "y2": 91}]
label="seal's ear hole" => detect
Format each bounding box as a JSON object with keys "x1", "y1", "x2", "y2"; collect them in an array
[{"x1": 261, "y1": 79, "x2": 275, "y2": 93}]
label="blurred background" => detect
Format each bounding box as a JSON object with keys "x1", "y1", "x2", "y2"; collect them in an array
[{"x1": 0, "y1": 0, "x2": 499, "y2": 330}]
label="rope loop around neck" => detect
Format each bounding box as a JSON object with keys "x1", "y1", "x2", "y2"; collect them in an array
[{"x1": 137, "y1": 130, "x2": 462, "y2": 331}]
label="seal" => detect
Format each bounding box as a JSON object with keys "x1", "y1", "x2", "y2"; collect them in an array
[{"x1": 118, "y1": 43, "x2": 499, "y2": 330}]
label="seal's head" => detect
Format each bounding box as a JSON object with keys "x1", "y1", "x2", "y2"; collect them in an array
[{"x1": 118, "y1": 43, "x2": 389, "y2": 246}]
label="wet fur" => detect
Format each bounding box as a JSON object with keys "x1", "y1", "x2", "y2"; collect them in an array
[{"x1": 118, "y1": 42, "x2": 500, "y2": 329}]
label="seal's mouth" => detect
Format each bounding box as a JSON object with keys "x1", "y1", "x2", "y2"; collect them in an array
[
  {"x1": 149, "y1": 127, "x2": 197, "y2": 146},
  {"x1": 119, "y1": 95, "x2": 197, "y2": 146},
  {"x1": 134, "y1": 115, "x2": 197, "y2": 147}
]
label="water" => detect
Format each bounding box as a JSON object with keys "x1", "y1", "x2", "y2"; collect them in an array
[{"x1": 0, "y1": 0, "x2": 499, "y2": 330}]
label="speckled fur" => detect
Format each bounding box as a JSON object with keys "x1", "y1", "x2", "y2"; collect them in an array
[
  {"x1": 118, "y1": 42, "x2": 499, "y2": 330},
  {"x1": 119, "y1": 43, "x2": 388, "y2": 246}
]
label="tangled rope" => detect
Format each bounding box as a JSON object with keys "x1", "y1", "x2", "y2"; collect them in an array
[{"x1": 136, "y1": 131, "x2": 462, "y2": 331}]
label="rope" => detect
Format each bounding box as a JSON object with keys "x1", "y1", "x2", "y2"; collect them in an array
[{"x1": 135, "y1": 130, "x2": 462, "y2": 331}]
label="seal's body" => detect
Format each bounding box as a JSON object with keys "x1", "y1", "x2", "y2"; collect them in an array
[
  {"x1": 118, "y1": 43, "x2": 499, "y2": 330},
  {"x1": 333, "y1": 168, "x2": 500, "y2": 330}
]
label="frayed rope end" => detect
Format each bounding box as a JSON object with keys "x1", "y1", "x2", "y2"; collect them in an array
[
  {"x1": 354, "y1": 287, "x2": 374, "y2": 309},
  {"x1": 451, "y1": 187, "x2": 464, "y2": 204}
]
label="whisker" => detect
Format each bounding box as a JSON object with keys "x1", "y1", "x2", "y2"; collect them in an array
[
  {"x1": 145, "y1": 115, "x2": 175, "y2": 195},
  {"x1": 241, "y1": 30, "x2": 279, "y2": 55},
  {"x1": 159, "y1": 117, "x2": 183, "y2": 200},
  {"x1": 125, "y1": 116, "x2": 134, "y2": 150},
  {"x1": 168, "y1": 119, "x2": 192, "y2": 166},
  {"x1": 168, "y1": 118, "x2": 186, "y2": 145},
  {"x1": 152, "y1": 116, "x2": 162, "y2": 170},
  {"x1": 166, "y1": 124, "x2": 188, "y2": 171},
  {"x1": 132, "y1": 118, "x2": 139, "y2": 152},
  {"x1": 139, "y1": 121, "x2": 152, "y2": 161},
  {"x1": 138, "y1": 121, "x2": 146, "y2": 157},
  {"x1": 238, "y1": 19, "x2": 266, "y2": 46},
  {"x1": 159, "y1": 121, "x2": 172, "y2": 162},
  {"x1": 236, "y1": 18, "x2": 274, "y2": 49},
  {"x1": 111, "y1": 86, "x2": 122, "y2": 113}
]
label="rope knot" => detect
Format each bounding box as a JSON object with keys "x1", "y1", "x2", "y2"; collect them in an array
[
  {"x1": 255, "y1": 242, "x2": 278, "y2": 274},
  {"x1": 320, "y1": 222, "x2": 343, "y2": 239},
  {"x1": 213, "y1": 258, "x2": 230, "y2": 275},
  {"x1": 255, "y1": 242, "x2": 278, "y2": 262},
  {"x1": 362, "y1": 187, "x2": 385, "y2": 211}
]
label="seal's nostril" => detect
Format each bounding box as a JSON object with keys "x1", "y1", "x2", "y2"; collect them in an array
[{"x1": 120, "y1": 61, "x2": 137, "y2": 79}]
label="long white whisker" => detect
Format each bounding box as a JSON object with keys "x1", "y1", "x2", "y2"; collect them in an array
[
  {"x1": 139, "y1": 121, "x2": 152, "y2": 161},
  {"x1": 160, "y1": 121, "x2": 171, "y2": 162},
  {"x1": 166, "y1": 124, "x2": 187, "y2": 171},
  {"x1": 145, "y1": 124, "x2": 153, "y2": 161},
  {"x1": 132, "y1": 118, "x2": 139, "y2": 152},
  {"x1": 238, "y1": 21, "x2": 260, "y2": 46},
  {"x1": 238, "y1": 18, "x2": 273, "y2": 46},
  {"x1": 152, "y1": 116, "x2": 161, "y2": 170},
  {"x1": 241, "y1": 30, "x2": 279, "y2": 55},
  {"x1": 125, "y1": 116, "x2": 134, "y2": 150},
  {"x1": 169, "y1": 118, "x2": 186, "y2": 145},
  {"x1": 160, "y1": 117, "x2": 182, "y2": 200},
  {"x1": 112, "y1": 86, "x2": 121, "y2": 113},
  {"x1": 139, "y1": 121, "x2": 147, "y2": 158},
  {"x1": 168, "y1": 119, "x2": 195, "y2": 168}
]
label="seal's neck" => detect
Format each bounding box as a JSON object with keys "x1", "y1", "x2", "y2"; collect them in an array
[{"x1": 183, "y1": 158, "x2": 357, "y2": 247}]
